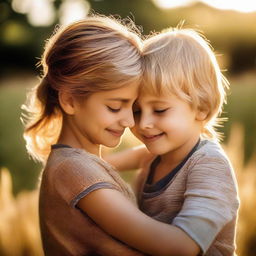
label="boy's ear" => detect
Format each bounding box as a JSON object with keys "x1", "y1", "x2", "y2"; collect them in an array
[
  {"x1": 196, "y1": 110, "x2": 208, "y2": 121},
  {"x1": 58, "y1": 91, "x2": 76, "y2": 115}
]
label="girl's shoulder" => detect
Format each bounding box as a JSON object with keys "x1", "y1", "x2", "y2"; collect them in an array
[{"x1": 46, "y1": 147, "x2": 109, "y2": 179}]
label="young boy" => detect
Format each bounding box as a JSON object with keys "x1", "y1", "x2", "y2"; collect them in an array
[{"x1": 106, "y1": 28, "x2": 240, "y2": 255}]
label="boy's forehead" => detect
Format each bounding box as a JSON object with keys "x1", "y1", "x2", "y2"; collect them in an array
[{"x1": 137, "y1": 92, "x2": 176, "y2": 104}]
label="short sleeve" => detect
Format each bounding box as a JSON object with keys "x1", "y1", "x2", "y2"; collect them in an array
[
  {"x1": 172, "y1": 156, "x2": 239, "y2": 253},
  {"x1": 54, "y1": 154, "x2": 120, "y2": 207}
]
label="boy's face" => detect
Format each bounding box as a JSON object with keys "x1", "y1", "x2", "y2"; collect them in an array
[{"x1": 131, "y1": 92, "x2": 203, "y2": 157}]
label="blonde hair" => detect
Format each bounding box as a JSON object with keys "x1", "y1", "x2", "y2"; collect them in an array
[
  {"x1": 141, "y1": 28, "x2": 229, "y2": 140},
  {"x1": 22, "y1": 15, "x2": 142, "y2": 163}
]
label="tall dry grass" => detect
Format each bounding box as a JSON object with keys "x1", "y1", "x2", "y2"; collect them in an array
[
  {"x1": 223, "y1": 124, "x2": 256, "y2": 256},
  {"x1": 0, "y1": 124, "x2": 255, "y2": 255},
  {"x1": 0, "y1": 168, "x2": 43, "y2": 256}
]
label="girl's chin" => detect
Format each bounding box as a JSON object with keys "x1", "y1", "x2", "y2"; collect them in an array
[{"x1": 104, "y1": 140, "x2": 121, "y2": 148}]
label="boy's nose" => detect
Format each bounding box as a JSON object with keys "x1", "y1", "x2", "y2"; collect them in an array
[{"x1": 139, "y1": 114, "x2": 154, "y2": 130}]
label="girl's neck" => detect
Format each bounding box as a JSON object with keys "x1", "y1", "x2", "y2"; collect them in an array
[
  {"x1": 58, "y1": 120, "x2": 101, "y2": 157},
  {"x1": 58, "y1": 137, "x2": 101, "y2": 157}
]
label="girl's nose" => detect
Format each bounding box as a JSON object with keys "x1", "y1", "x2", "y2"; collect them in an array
[{"x1": 120, "y1": 110, "x2": 135, "y2": 128}]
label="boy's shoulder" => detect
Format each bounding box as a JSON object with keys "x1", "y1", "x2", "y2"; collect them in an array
[
  {"x1": 190, "y1": 139, "x2": 233, "y2": 170},
  {"x1": 196, "y1": 139, "x2": 229, "y2": 160}
]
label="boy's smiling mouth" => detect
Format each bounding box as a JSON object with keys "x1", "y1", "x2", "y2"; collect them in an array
[{"x1": 142, "y1": 132, "x2": 165, "y2": 142}]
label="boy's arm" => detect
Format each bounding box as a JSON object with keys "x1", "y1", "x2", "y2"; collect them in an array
[{"x1": 104, "y1": 145, "x2": 153, "y2": 171}]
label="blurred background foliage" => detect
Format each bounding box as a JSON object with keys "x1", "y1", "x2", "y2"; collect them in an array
[
  {"x1": 0, "y1": 0, "x2": 255, "y2": 194},
  {"x1": 0, "y1": 0, "x2": 256, "y2": 255}
]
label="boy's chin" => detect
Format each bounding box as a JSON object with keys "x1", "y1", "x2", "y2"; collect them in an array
[{"x1": 144, "y1": 145, "x2": 166, "y2": 155}]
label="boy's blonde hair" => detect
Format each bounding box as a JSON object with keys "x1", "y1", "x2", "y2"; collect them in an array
[
  {"x1": 142, "y1": 28, "x2": 229, "y2": 140},
  {"x1": 22, "y1": 15, "x2": 142, "y2": 163}
]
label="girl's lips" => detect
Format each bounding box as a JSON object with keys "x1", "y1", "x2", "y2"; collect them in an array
[{"x1": 106, "y1": 129, "x2": 124, "y2": 137}]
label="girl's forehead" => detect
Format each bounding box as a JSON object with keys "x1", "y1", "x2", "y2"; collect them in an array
[{"x1": 91, "y1": 82, "x2": 139, "y2": 100}]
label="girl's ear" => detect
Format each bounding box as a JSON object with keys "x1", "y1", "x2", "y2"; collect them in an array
[
  {"x1": 58, "y1": 91, "x2": 76, "y2": 115},
  {"x1": 196, "y1": 110, "x2": 208, "y2": 121}
]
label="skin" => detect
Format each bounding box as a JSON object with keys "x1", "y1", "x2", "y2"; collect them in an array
[
  {"x1": 104, "y1": 92, "x2": 209, "y2": 254},
  {"x1": 131, "y1": 92, "x2": 206, "y2": 183},
  {"x1": 58, "y1": 84, "x2": 200, "y2": 256},
  {"x1": 106, "y1": 92, "x2": 207, "y2": 177},
  {"x1": 58, "y1": 83, "x2": 139, "y2": 156}
]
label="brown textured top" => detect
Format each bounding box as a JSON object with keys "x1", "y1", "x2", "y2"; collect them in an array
[
  {"x1": 39, "y1": 146, "x2": 144, "y2": 256},
  {"x1": 135, "y1": 140, "x2": 240, "y2": 256}
]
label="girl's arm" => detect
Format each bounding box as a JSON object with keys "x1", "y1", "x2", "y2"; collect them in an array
[
  {"x1": 104, "y1": 145, "x2": 153, "y2": 171},
  {"x1": 77, "y1": 188, "x2": 200, "y2": 256}
]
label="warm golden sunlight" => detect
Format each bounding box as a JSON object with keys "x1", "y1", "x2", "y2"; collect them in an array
[
  {"x1": 203, "y1": 0, "x2": 256, "y2": 13},
  {"x1": 2, "y1": 1, "x2": 256, "y2": 255},
  {"x1": 153, "y1": 0, "x2": 195, "y2": 9},
  {"x1": 153, "y1": 0, "x2": 256, "y2": 12}
]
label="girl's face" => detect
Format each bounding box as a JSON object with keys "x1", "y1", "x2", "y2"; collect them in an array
[
  {"x1": 71, "y1": 82, "x2": 139, "y2": 153},
  {"x1": 131, "y1": 92, "x2": 203, "y2": 160}
]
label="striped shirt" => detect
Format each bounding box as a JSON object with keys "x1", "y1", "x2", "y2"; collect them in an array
[
  {"x1": 39, "y1": 145, "x2": 144, "y2": 256},
  {"x1": 135, "y1": 140, "x2": 240, "y2": 256}
]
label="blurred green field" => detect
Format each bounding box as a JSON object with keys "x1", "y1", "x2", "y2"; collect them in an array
[
  {"x1": 0, "y1": 75, "x2": 41, "y2": 195},
  {"x1": 0, "y1": 73, "x2": 256, "y2": 255},
  {"x1": 1, "y1": 73, "x2": 255, "y2": 194},
  {"x1": 222, "y1": 73, "x2": 256, "y2": 161}
]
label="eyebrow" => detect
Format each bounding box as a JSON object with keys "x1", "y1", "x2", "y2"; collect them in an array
[
  {"x1": 147, "y1": 100, "x2": 170, "y2": 104},
  {"x1": 106, "y1": 98, "x2": 131, "y2": 103}
]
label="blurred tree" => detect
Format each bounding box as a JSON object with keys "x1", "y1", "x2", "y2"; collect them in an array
[{"x1": 1, "y1": 0, "x2": 256, "y2": 75}]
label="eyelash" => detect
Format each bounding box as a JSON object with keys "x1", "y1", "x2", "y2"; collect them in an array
[
  {"x1": 154, "y1": 109, "x2": 168, "y2": 114},
  {"x1": 107, "y1": 106, "x2": 121, "y2": 113}
]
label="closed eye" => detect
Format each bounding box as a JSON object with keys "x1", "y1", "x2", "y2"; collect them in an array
[
  {"x1": 154, "y1": 108, "x2": 169, "y2": 113},
  {"x1": 107, "y1": 106, "x2": 121, "y2": 113}
]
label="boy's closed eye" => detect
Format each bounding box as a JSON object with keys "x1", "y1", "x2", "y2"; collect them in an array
[{"x1": 154, "y1": 108, "x2": 169, "y2": 114}]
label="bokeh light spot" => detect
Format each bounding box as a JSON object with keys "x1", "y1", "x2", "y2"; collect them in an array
[
  {"x1": 2, "y1": 21, "x2": 32, "y2": 45},
  {"x1": 59, "y1": 0, "x2": 90, "y2": 25}
]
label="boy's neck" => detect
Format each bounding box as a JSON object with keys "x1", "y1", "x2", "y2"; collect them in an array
[
  {"x1": 161, "y1": 136, "x2": 200, "y2": 165},
  {"x1": 151, "y1": 137, "x2": 200, "y2": 184},
  {"x1": 158, "y1": 136, "x2": 199, "y2": 167}
]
